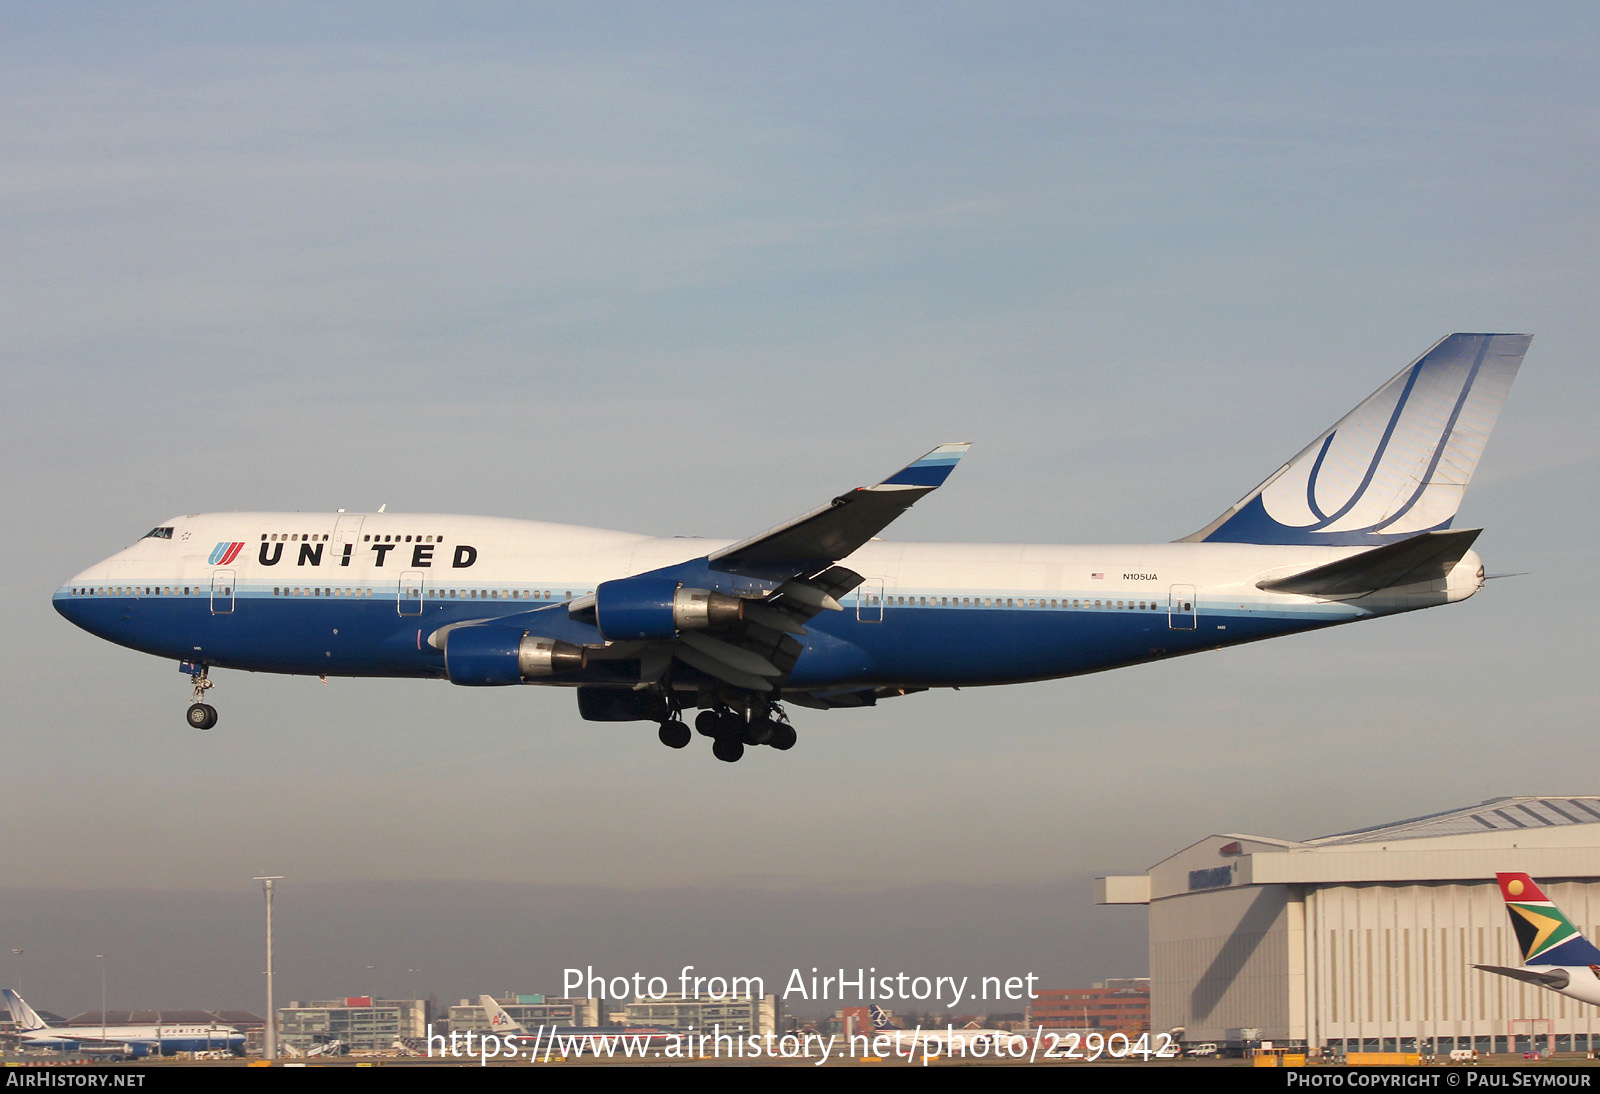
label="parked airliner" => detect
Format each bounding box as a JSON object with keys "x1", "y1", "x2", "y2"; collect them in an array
[
  {"x1": 53, "y1": 333, "x2": 1528, "y2": 762},
  {"x1": 1475, "y1": 873, "x2": 1600, "y2": 1007},
  {"x1": 2, "y1": 989, "x2": 246, "y2": 1057}
]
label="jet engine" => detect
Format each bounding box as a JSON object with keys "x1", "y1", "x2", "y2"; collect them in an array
[
  {"x1": 443, "y1": 626, "x2": 586, "y2": 686},
  {"x1": 593, "y1": 577, "x2": 744, "y2": 640}
]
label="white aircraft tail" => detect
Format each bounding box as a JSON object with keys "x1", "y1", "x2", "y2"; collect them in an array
[
  {"x1": 1187, "y1": 333, "x2": 1530, "y2": 546},
  {"x1": 2, "y1": 989, "x2": 46, "y2": 1031},
  {"x1": 479, "y1": 994, "x2": 525, "y2": 1035}
]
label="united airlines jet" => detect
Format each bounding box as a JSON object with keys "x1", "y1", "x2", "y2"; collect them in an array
[
  {"x1": 2, "y1": 989, "x2": 246, "y2": 1057},
  {"x1": 54, "y1": 333, "x2": 1528, "y2": 762}
]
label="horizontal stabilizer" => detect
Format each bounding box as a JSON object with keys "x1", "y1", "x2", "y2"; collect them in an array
[
  {"x1": 1474, "y1": 964, "x2": 1571, "y2": 991},
  {"x1": 1257, "y1": 529, "x2": 1480, "y2": 597}
]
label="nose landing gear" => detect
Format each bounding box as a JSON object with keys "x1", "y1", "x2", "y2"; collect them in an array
[{"x1": 183, "y1": 662, "x2": 217, "y2": 730}]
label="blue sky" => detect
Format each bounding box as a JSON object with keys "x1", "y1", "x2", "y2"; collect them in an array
[{"x1": 2, "y1": 3, "x2": 1596, "y2": 1012}]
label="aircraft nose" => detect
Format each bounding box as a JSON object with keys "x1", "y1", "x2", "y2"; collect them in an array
[
  {"x1": 53, "y1": 584, "x2": 78, "y2": 621},
  {"x1": 54, "y1": 568, "x2": 107, "y2": 631}
]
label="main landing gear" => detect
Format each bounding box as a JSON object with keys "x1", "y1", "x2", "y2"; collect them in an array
[
  {"x1": 185, "y1": 664, "x2": 218, "y2": 730},
  {"x1": 667, "y1": 704, "x2": 795, "y2": 762}
]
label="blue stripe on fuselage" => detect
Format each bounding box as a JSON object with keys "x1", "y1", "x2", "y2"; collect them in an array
[{"x1": 54, "y1": 584, "x2": 1358, "y2": 687}]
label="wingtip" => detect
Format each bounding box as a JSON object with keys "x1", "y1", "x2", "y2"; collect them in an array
[{"x1": 880, "y1": 443, "x2": 972, "y2": 487}]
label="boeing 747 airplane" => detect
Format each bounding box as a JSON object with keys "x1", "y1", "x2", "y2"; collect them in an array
[
  {"x1": 2, "y1": 989, "x2": 246, "y2": 1057},
  {"x1": 53, "y1": 333, "x2": 1529, "y2": 762}
]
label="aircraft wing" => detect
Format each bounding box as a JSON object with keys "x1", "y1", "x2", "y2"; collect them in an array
[
  {"x1": 447, "y1": 445, "x2": 970, "y2": 697},
  {"x1": 706, "y1": 443, "x2": 971, "y2": 578},
  {"x1": 561, "y1": 445, "x2": 971, "y2": 694}
]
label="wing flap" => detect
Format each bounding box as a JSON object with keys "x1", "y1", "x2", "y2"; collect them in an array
[{"x1": 673, "y1": 642, "x2": 776, "y2": 693}]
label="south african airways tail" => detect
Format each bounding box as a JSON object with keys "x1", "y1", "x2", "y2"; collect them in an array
[{"x1": 1475, "y1": 873, "x2": 1600, "y2": 1006}]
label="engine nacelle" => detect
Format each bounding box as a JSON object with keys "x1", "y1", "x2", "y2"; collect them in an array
[
  {"x1": 593, "y1": 577, "x2": 744, "y2": 640},
  {"x1": 443, "y1": 626, "x2": 586, "y2": 686}
]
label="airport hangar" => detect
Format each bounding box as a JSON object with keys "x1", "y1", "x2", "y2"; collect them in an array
[{"x1": 1097, "y1": 796, "x2": 1600, "y2": 1054}]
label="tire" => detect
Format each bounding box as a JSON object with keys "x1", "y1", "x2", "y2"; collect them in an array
[
  {"x1": 187, "y1": 703, "x2": 216, "y2": 731},
  {"x1": 658, "y1": 720, "x2": 691, "y2": 749},
  {"x1": 711, "y1": 736, "x2": 745, "y2": 763},
  {"x1": 770, "y1": 724, "x2": 796, "y2": 751},
  {"x1": 694, "y1": 710, "x2": 722, "y2": 738}
]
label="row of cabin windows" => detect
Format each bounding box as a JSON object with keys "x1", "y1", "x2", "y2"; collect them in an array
[
  {"x1": 275, "y1": 587, "x2": 375, "y2": 598},
  {"x1": 74, "y1": 586, "x2": 195, "y2": 596},
  {"x1": 71, "y1": 586, "x2": 576, "y2": 600},
  {"x1": 258, "y1": 533, "x2": 446, "y2": 543},
  {"x1": 272, "y1": 587, "x2": 574, "y2": 600},
  {"x1": 73, "y1": 587, "x2": 1177, "y2": 611},
  {"x1": 875, "y1": 595, "x2": 1168, "y2": 610}
]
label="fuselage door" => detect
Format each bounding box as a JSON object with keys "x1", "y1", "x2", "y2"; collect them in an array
[
  {"x1": 211, "y1": 570, "x2": 236, "y2": 615},
  {"x1": 398, "y1": 570, "x2": 424, "y2": 616},
  {"x1": 1168, "y1": 584, "x2": 1197, "y2": 630},
  {"x1": 856, "y1": 579, "x2": 885, "y2": 623}
]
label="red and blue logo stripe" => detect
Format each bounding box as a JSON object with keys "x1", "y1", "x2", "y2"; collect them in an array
[{"x1": 208, "y1": 541, "x2": 245, "y2": 566}]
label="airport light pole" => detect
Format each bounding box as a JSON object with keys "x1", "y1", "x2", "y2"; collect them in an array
[
  {"x1": 255, "y1": 877, "x2": 284, "y2": 1061},
  {"x1": 97, "y1": 955, "x2": 106, "y2": 1044}
]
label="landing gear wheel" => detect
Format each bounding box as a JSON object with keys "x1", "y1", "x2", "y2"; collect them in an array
[
  {"x1": 187, "y1": 703, "x2": 218, "y2": 731},
  {"x1": 711, "y1": 735, "x2": 745, "y2": 763},
  {"x1": 769, "y1": 723, "x2": 796, "y2": 750},
  {"x1": 694, "y1": 710, "x2": 722, "y2": 738},
  {"x1": 658, "y1": 720, "x2": 691, "y2": 749},
  {"x1": 743, "y1": 718, "x2": 775, "y2": 745}
]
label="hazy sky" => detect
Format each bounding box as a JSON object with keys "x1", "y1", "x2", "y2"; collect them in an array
[{"x1": 3, "y1": 3, "x2": 1597, "y2": 1015}]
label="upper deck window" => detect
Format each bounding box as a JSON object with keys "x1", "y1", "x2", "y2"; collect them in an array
[{"x1": 143, "y1": 527, "x2": 174, "y2": 540}]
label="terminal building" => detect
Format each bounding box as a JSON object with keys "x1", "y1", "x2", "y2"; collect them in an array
[
  {"x1": 1028, "y1": 980, "x2": 1150, "y2": 1031},
  {"x1": 279, "y1": 998, "x2": 425, "y2": 1053},
  {"x1": 1098, "y1": 796, "x2": 1600, "y2": 1054},
  {"x1": 622, "y1": 993, "x2": 777, "y2": 1036},
  {"x1": 448, "y1": 996, "x2": 601, "y2": 1032}
]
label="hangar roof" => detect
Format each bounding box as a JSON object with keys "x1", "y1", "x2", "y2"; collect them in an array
[
  {"x1": 1307, "y1": 796, "x2": 1600, "y2": 846},
  {"x1": 1100, "y1": 796, "x2": 1600, "y2": 904}
]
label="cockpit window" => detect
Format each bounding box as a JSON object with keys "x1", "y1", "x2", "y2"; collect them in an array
[{"x1": 143, "y1": 527, "x2": 174, "y2": 540}]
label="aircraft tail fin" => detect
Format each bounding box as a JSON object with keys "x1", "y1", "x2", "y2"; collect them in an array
[
  {"x1": 1495, "y1": 873, "x2": 1600, "y2": 966},
  {"x1": 2, "y1": 989, "x2": 45, "y2": 1031},
  {"x1": 869, "y1": 1003, "x2": 896, "y2": 1031},
  {"x1": 1185, "y1": 333, "x2": 1530, "y2": 546},
  {"x1": 479, "y1": 994, "x2": 525, "y2": 1036}
]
